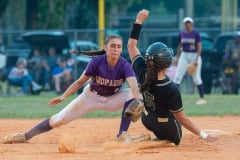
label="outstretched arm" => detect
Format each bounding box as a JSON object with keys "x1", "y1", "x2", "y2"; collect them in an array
[
  {"x1": 173, "y1": 111, "x2": 217, "y2": 141},
  {"x1": 126, "y1": 77, "x2": 142, "y2": 99},
  {"x1": 48, "y1": 72, "x2": 89, "y2": 107},
  {"x1": 128, "y1": 9, "x2": 149, "y2": 61}
]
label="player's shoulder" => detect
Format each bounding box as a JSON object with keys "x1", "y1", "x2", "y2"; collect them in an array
[
  {"x1": 164, "y1": 79, "x2": 181, "y2": 94},
  {"x1": 119, "y1": 56, "x2": 129, "y2": 63},
  {"x1": 192, "y1": 29, "x2": 200, "y2": 35},
  {"x1": 117, "y1": 57, "x2": 133, "y2": 68},
  {"x1": 169, "y1": 81, "x2": 180, "y2": 92},
  {"x1": 89, "y1": 54, "x2": 106, "y2": 63},
  {"x1": 179, "y1": 30, "x2": 185, "y2": 34},
  {"x1": 92, "y1": 54, "x2": 106, "y2": 60},
  {"x1": 132, "y1": 55, "x2": 144, "y2": 65}
]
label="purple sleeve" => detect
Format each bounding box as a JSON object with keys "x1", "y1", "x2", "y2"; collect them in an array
[
  {"x1": 122, "y1": 60, "x2": 136, "y2": 78},
  {"x1": 195, "y1": 31, "x2": 201, "y2": 43},
  {"x1": 84, "y1": 59, "x2": 95, "y2": 76},
  {"x1": 178, "y1": 32, "x2": 181, "y2": 43}
]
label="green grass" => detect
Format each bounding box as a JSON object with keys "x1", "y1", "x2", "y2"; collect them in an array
[
  {"x1": 0, "y1": 92, "x2": 240, "y2": 119},
  {"x1": 182, "y1": 94, "x2": 240, "y2": 116}
]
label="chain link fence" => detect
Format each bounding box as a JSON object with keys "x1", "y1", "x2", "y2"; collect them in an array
[{"x1": 0, "y1": 27, "x2": 226, "y2": 95}]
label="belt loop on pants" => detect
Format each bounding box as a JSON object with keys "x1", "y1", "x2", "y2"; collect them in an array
[
  {"x1": 143, "y1": 108, "x2": 169, "y2": 122},
  {"x1": 157, "y1": 117, "x2": 169, "y2": 122}
]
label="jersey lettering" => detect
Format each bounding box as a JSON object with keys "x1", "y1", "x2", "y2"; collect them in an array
[
  {"x1": 95, "y1": 76, "x2": 123, "y2": 87},
  {"x1": 143, "y1": 91, "x2": 156, "y2": 110},
  {"x1": 181, "y1": 38, "x2": 195, "y2": 44}
]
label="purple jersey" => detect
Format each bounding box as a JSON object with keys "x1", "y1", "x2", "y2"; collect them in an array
[
  {"x1": 178, "y1": 29, "x2": 201, "y2": 52},
  {"x1": 84, "y1": 54, "x2": 135, "y2": 96}
]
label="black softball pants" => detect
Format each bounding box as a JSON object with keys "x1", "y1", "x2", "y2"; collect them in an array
[{"x1": 141, "y1": 112, "x2": 182, "y2": 145}]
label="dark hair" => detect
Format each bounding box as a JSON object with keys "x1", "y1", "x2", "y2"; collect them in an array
[
  {"x1": 69, "y1": 35, "x2": 122, "y2": 57},
  {"x1": 140, "y1": 65, "x2": 157, "y2": 93},
  {"x1": 104, "y1": 35, "x2": 122, "y2": 45}
]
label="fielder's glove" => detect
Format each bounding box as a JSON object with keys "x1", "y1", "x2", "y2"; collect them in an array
[
  {"x1": 124, "y1": 99, "x2": 144, "y2": 122},
  {"x1": 186, "y1": 62, "x2": 197, "y2": 75}
]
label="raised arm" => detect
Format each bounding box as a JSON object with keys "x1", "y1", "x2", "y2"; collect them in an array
[{"x1": 127, "y1": 9, "x2": 149, "y2": 61}]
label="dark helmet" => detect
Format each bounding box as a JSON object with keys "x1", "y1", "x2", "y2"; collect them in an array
[{"x1": 145, "y1": 42, "x2": 173, "y2": 70}]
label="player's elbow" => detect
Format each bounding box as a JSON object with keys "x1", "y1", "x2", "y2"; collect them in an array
[
  {"x1": 173, "y1": 111, "x2": 188, "y2": 124},
  {"x1": 127, "y1": 40, "x2": 137, "y2": 50}
]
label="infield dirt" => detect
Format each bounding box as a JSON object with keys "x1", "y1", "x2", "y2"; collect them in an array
[{"x1": 0, "y1": 116, "x2": 240, "y2": 160}]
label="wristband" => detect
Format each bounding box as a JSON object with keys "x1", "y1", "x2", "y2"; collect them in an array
[
  {"x1": 199, "y1": 130, "x2": 208, "y2": 139},
  {"x1": 130, "y1": 23, "x2": 142, "y2": 40}
]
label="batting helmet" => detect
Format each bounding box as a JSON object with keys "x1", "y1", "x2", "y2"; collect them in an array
[{"x1": 145, "y1": 42, "x2": 173, "y2": 70}]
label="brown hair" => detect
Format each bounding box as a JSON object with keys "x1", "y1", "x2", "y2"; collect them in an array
[
  {"x1": 104, "y1": 35, "x2": 123, "y2": 45},
  {"x1": 140, "y1": 65, "x2": 157, "y2": 93},
  {"x1": 69, "y1": 35, "x2": 123, "y2": 57}
]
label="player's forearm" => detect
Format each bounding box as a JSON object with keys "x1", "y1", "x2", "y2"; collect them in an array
[
  {"x1": 174, "y1": 112, "x2": 209, "y2": 139},
  {"x1": 60, "y1": 81, "x2": 82, "y2": 99},
  {"x1": 174, "y1": 111, "x2": 202, "y2": 137},
  {"x1": 196, "y1": 43, "x2": 202, "y2": 61},
  {"x1": 178, "y1": 116, "x2": 200, "y2": 136},
  {"x1": 176, "y1": 44, "x2": 182, "y2": 59},
  {"x1": 128, "y1": 9, "x2": 149, "y2": 61},
  {"x1": 127, "y1": 77, "x2": 142, "y2": 99},
  {"x1": 128, "y1": 22, "x2": 142, "y2": 61},
  {"x1": 127, "y1": 38, "x2": 140, "y2": 61},
  {"x1": 61, "y1": 74, "x2": 89, "y2": 99}
]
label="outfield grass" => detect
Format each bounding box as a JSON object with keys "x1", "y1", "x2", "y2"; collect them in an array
[{"x1": 0, "y1": 92, "x2": 239, "y2": 118}]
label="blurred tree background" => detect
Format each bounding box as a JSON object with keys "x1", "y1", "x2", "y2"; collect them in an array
[
  {"x1": 1, "y1": 0, "x2": 137, "y2": 30},
  {"x1": 0, "y1": 0, "x2": 239, "y2": 46},
  {"x1": 1, "y1": 0, "x2": 235, "y2": 30}
]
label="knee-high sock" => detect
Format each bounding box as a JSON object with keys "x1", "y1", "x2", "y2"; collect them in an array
[
  {"x1": 24, "y1": 118, "x2": 52, "y2": 140},
  {"x1": 117, "y1": 99, "x2": 134, "y2": 137},
  {"x1": 197, "y1": 84, "x2": 204, "y2": 98}
]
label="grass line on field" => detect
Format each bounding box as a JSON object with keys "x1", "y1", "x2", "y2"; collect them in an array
[{"x1": 0, "y1": 92, "x2": 240, "y2": 118}]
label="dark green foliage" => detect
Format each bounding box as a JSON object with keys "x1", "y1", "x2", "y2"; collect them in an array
[
  {"x1": 66, "y1": 0, "x2": 98, "y2": 29},
  {"x1": 0, "y1": 0, "x2": 8, "y2": 18}
]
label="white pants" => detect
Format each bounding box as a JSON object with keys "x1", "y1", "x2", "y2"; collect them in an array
[
  {"x1": 173, "y1": 52, "x2": 202, "y2": 85},
  {"x1": 49, "y1": 84, "x2": 133, "y2": 128}
]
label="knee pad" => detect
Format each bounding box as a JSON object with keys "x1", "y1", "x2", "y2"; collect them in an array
[{"x1": 49, "y1": 115, "x2": 67, "y2": 128}]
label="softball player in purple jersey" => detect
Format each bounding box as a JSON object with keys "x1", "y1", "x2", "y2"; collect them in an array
[
  {"x1": 173, "y1": 17, "x2": 206, "y2": 105},
  {"x1": 3, "y1": 35, "x2": 142, "y2": 144}
]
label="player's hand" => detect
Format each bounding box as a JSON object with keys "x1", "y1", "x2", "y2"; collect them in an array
[
  {"x1": 48, "y1": 96, "x2": 65, "y2": 107},
  {"x1": 204, "y1": 133, "x2": 218, "y2": 142},
  {"x1": 136, "y1": 9, "x2": 149, "y2": 24}
]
